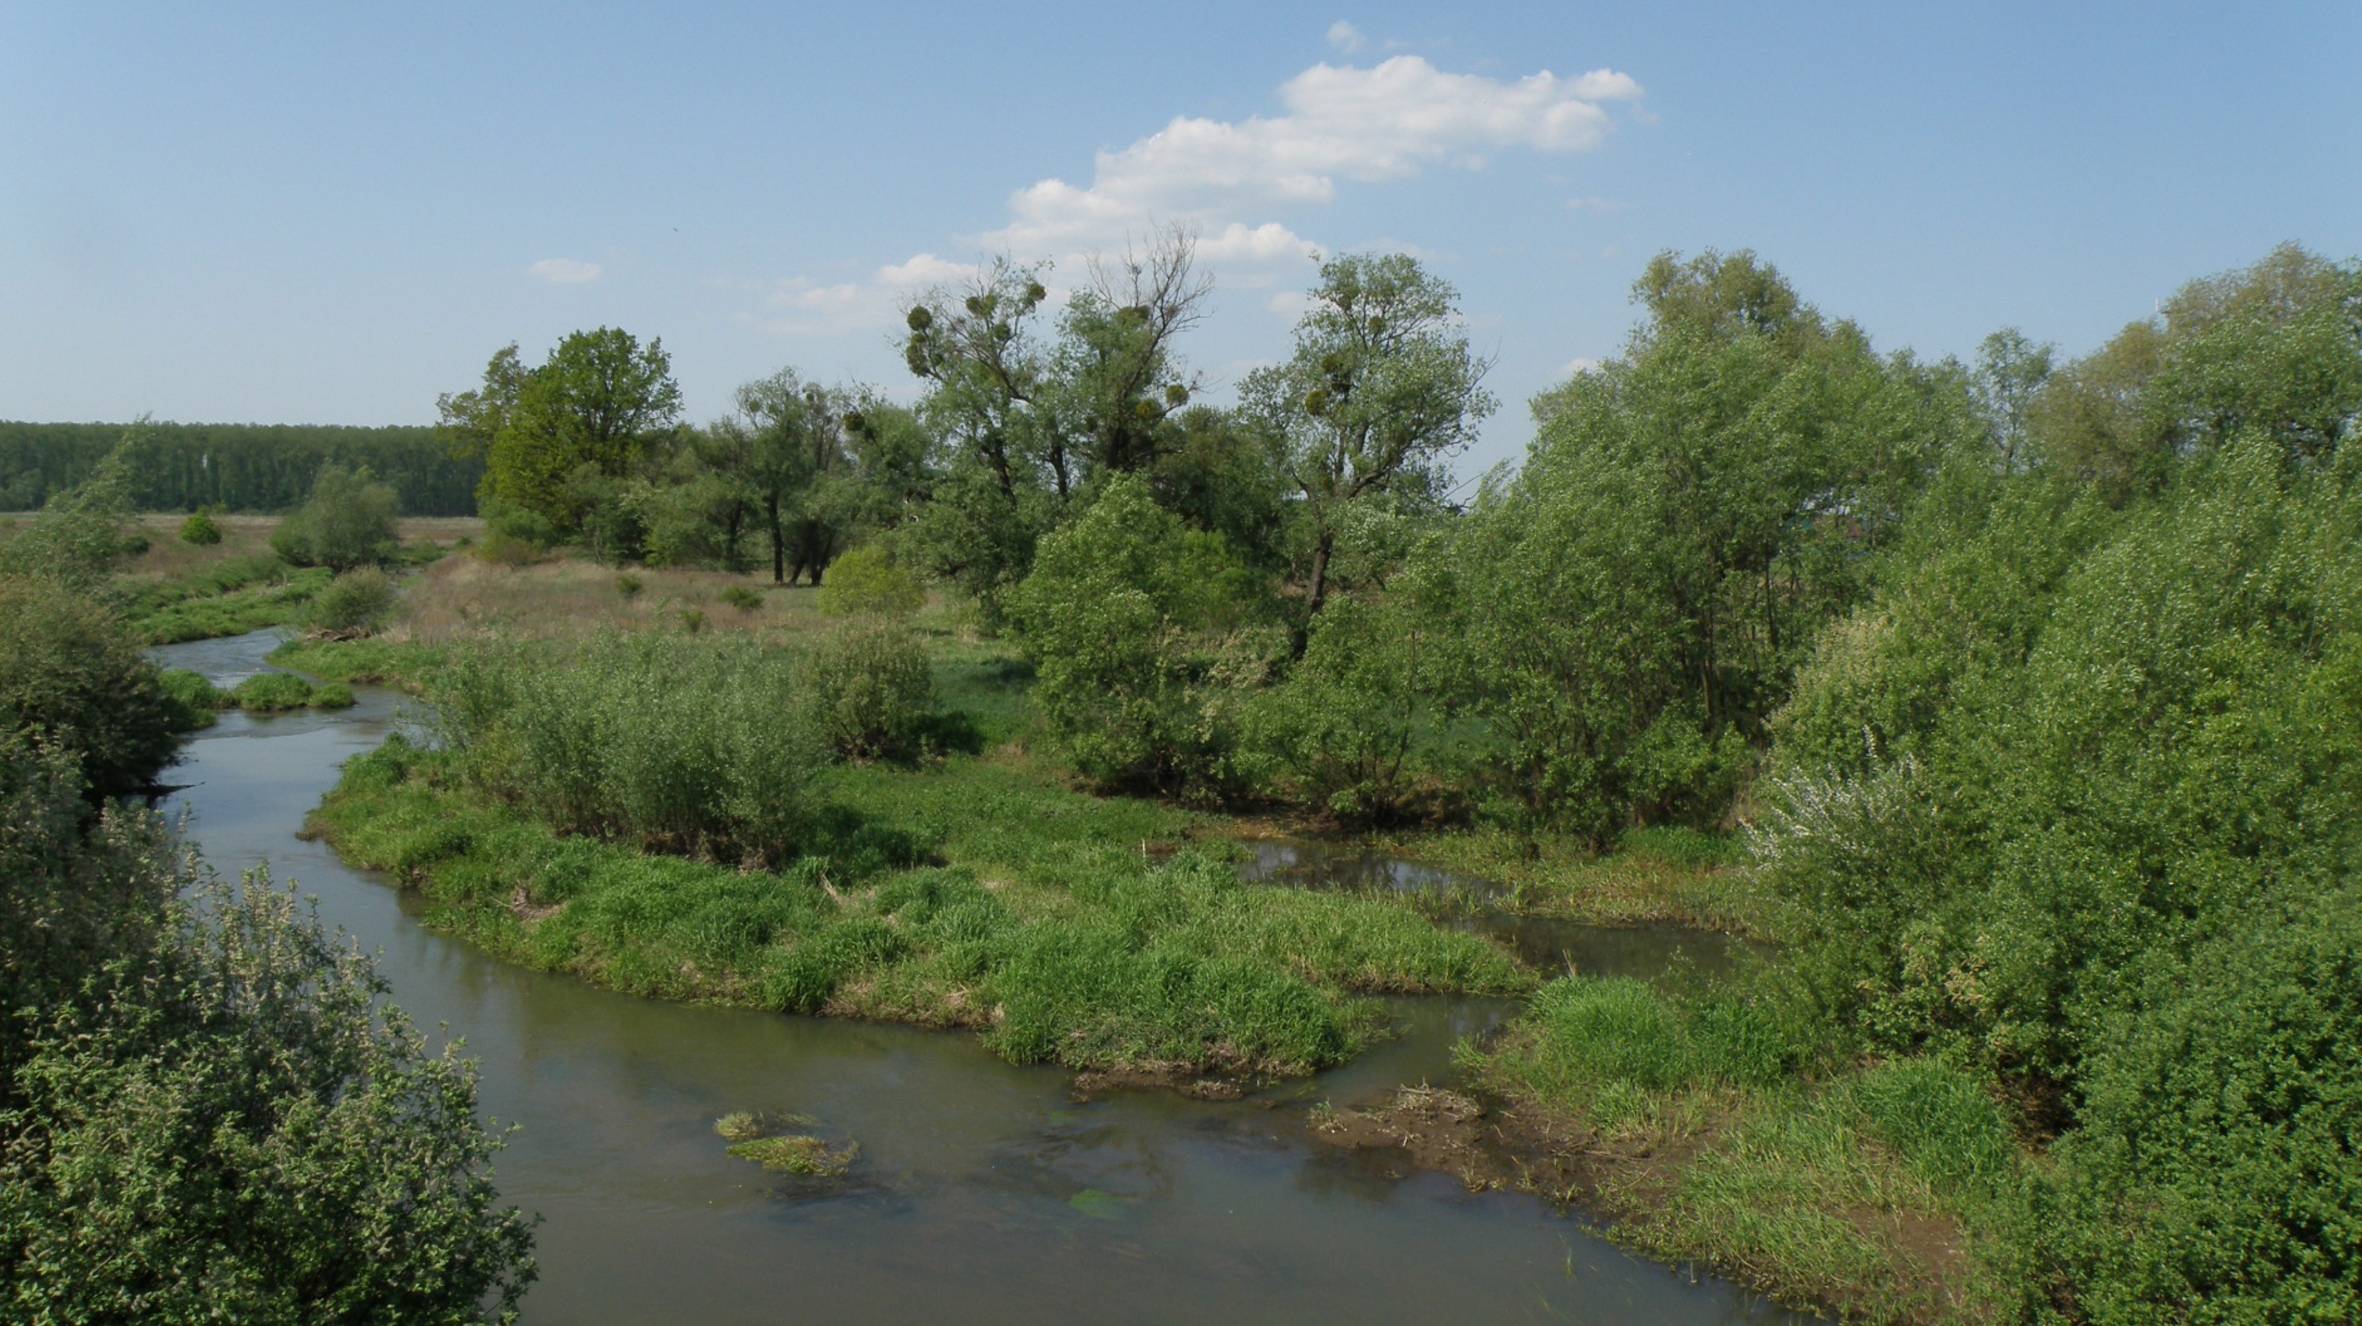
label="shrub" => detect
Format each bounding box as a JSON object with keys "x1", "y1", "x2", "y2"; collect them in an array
[
  {"x1": 815, "y1": 544, "x2": 924, "y2": 619},
  {"x1": 482, "y1": 497, "x2": 559, "y2": 550},
  {"x1": 1755, "y1": 438, "x2": 2362, "y2": 1318},
  {"x1": 473, "y1": 498, "x2": 555, "y2": 566},
  {"x1": 178, "y1": 510, "x2": 223, "y2": 545},
  {"x1": 805, "y1": 619, "x2": 934, "y2": 759},
  {"x1": 615, "y1": 572, "x2": 644, "y2": 599},
  {"x1": 309, "y1": 567, "x2": 397, "y2": 636},
  {"x1": 0, "y1": 733, "x2": 191, "y2": 1065},
  {"x1": 157, "y1": 668, "x2": 230, "y2": 730},
  {"x1": 1247, "y1": 595, "x2": 1441, "y2": 824},
  {"x1": 473, "y1": 530, "x2": 542, "y2": 567},
  {"x1": 231, "y1": 672, "x2": 316, "y2": 712},
  {"x1": 272, "y1": 463, "x2": 400, "y2": 571},
  {"x1": 568, "y1": 467, "x2": 650, "y2": 565},
  {"x1": 2040, "y1": 887, "x2": 2362, "y2": 1323},
  {"x1": 0, "y1": 434, "x2": 143, "y2": 583},
  {"x1": 1007, "y1": 476, "x2": 1271, "y2": 796},
  {"x1": 0, "y1": 869, "x2": 537, "y2": 1321},
  {"x1": 639, "y1": 472, "x2": 740, "y2": 569},
  {"x1": 1758, "y1": 441, "x2": 2362, "y2": 1084},
  {"x1": 0, "y1": 574, "x2": 192, "y2": 796},
  {"x1": 678, "y1": 607, "x2": 706, "y2": 634},
  {"x1": 436, "y1": 634, "x2": 826, "y2": 864},
  {"x1": 720, "y1": 584, "x2": 762, "y2": 614}
]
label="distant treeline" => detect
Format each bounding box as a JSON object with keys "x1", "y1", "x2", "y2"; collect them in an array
[{"x1": 0, "y1": 421, "x2": 482, "y2": 515}]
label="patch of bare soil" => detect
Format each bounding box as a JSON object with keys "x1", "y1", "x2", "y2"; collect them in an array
[
  {"x1": 509, "y1": 885, "x2": 566, "y2": 923},
  {"x1": 1069, "y1": 1066, "x2": 1251, "y2": 1101},
  {"x1": 1306, "y1": 1083, "x2": 1631, "y2": 1199}
]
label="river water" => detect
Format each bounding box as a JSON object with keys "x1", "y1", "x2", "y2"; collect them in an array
[{"x1": 152, "y1": 630, "x2": 1797, "y2": 1325}]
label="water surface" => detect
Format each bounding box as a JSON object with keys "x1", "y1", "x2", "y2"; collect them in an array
[
  {"x1": 1238, "y1": 837, "x2": 1767, "y2": 982},
  {"x1": 153, "y1": 630, "x2": 1798, "y2": 1325}
]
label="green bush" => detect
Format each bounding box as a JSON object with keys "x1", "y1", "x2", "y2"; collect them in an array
[
  {"x1": 720, "y1": 584, "x2": 762, "y2": 614},
  {"x1": 231, "y1": 672, "x2": 316, "y2": 712},
  {"x1": 0, "y1": 868, "x2": 536, "y2": 1321},
  {"x1": 436, "y1": 634, "x2": 826, "y2": 864},
  {"x1": 615, "y1": 571, "x2": 644, "y2": 599},
  {"x1": 805, "y1": 619, "x2": 934, "y2": 759},
  {"x1": 473, "y1": 530, "x2": 541, "y2": 566},
  {"x1": 2039, "y1": 887, "x2": 2362, "y2": 1323},
  {"x1": 815, "y1": 544, "x2": 924, "y2": 619},
  {"x1": 1759, "y1": 441, "x2": 2362, "y2": 1084},
  {"x1": 272, "y1": 463, "x2": 400, "y2": 571},
  {"x1": 309, "y1": 567, "x2": 397, "y2": 636},
  {"x1": 1755, "y1": 437, "x2": 2362, "y2": 1318},
  {"x1": 473, "y1": 498, "x2": 555, "y2": 566},
  {"x1": 482, "y1": 497, "x2": 558, "y2": 550},
  {"x1": 0, "y1": 733, "x2": 191, "y2": 1064},
  {"x1": 1008, "y1": 476, "x2": 1272, "y2": 796},
  {"x1": 0, "y1": 574, "x2": 193, "y2": 796},
  {"x1": 0, "y1": 435, "x2": 144, "y2": 583},
  {"x1": 157, "y1": 668, "x2": 230, "y2": 730},
  {"x1": 178, "y1": 510, "x2": 223, "y2": 545},
  {"x1": 1247, "y1": 595, "x2": 1441, "y2": 823}
]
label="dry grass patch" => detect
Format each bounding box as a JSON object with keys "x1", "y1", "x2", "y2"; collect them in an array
[{"x1": 394, "y1": 554, "x2": 834, "y2": 645}]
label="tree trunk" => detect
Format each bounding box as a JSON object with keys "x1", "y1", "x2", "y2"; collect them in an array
[
  {"x1": 1294, "y1": 527, "x2": 1337, "y2": 659},
  {"x1": 767, "y1": 492, "x2": 785, "y2": 584}
]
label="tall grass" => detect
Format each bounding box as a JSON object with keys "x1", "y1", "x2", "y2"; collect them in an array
[
  {"x1": 1472, "y1": 974, "x2": 2027, "y2": 1322},
  {"x1": 438, "y1": 633, "x2": 825, "y2": 865}
]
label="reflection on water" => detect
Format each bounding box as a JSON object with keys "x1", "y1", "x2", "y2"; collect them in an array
[
  {"x1": 149, "y1": 631, "x2": 1800, "y2": 1326},
  {"x1": 1238, "y1": 837, "x2": 1768, "y2": 985}
]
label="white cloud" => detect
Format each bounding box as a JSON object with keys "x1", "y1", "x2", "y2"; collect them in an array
[
  {"x1": 875, "y1": 252, "x2": 979, "y2": 289},
  {"x1": 756, "y1": 253, "x2": 987, "y2": 336},
  {"x1": 1563, "y1": 355, "x2": 1602, "y2": 377},
  {"x1": 761, "y1": 53, "x2": 1641, "y2": 337},
  {"x1": 1326, "y1": 20, "x2": 1367, "y2": 54},
  {"x1": 1198, "y1": 221, "x2": 1321, "y2": 264},
  {"x1": 976, "y1": 56, "x2": 1644, "y2": 259},
  {"x1": 526, "y1": 257, "x2": 602, "y2": 285},
  {"x1": 1563, "y1": 195, "x2": 1623, "y2": 212}
]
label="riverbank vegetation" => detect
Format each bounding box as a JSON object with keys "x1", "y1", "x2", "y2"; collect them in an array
[
  {"x1": 13, "y1": 230, "x2": 2354, "y2": 1320},
  {"x1": 0, "y1": 444, "x2": 476, "y2": 643},
  {"x1": 306, "y1": 236, "x2": 2360, "y2": 1322},
  {"x1": 0, "y1": 480, "x2": 533, "y2": 1320}
]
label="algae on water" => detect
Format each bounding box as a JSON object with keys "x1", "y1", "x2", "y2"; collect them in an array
[{"x1": 728, "y1": 1135, "x2": 859, "y2": 1177}]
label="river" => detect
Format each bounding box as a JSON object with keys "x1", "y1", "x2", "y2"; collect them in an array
[{"x1": 152, "y1": 629, "x2": 1797, "y2": 1325}]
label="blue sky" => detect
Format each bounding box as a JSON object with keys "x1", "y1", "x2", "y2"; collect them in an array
[{"x1": 4, "y1": 1, "x2": 2356, "y2": 474}]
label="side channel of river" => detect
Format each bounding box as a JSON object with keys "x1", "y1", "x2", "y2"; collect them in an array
[{"x1": 151, "y1": 629, "x2": 1800, "y2": 1326}]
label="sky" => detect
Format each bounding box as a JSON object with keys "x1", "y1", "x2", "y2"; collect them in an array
[{"x1": 4, "y1": 1, "x2": 2357, "y2": 476}]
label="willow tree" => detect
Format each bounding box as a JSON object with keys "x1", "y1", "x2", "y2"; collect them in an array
[
  {"x1": 1445, "y1": 250, "x2": 1983, "y2": 839},
  {"x1": 719, "y1": 370, "x2": 850, "y2": 584},
  {"x1": 1240, "y1": 254, "x2": 1494, "y2": 646}
]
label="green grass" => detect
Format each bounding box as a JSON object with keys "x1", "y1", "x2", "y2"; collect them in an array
[
  {"x1": 1363, "y1": 823, "x2": 1777, "y2": 935},
  {"x1": 267, "y1": 637, "x2": 447, "y2": 689},
  {"x1": 726, "y1": 1135, "x2": 857, "y2": 1177},
  {"x1": 1468, "y1": 975, "x2": 2027, "y2": 1324},
  {"x1": 311, "y1": 734, "x2": 1527, "y2": 1079},
  {"x1": 225, "y1": 671, "x2": 353, "y2": 712},
  {"x1": 159, "y1": 668, "x2": 230, "y2": 729},
  {"x1": 131, "y1": 563, "x2": 335, "y2": 644}
]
